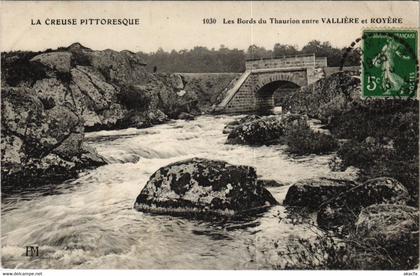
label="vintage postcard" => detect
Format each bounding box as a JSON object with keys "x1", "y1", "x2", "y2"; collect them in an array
[{"x1": 0, "y1": 0, "x2": 419, "y2": 273}]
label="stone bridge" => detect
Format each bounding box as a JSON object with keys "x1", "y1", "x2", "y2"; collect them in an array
[{"x1": 217, "y1": 54, "x2": 328, "y2": 113}]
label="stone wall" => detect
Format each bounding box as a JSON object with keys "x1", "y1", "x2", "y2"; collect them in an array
[{"x1": 245, "y1": 55, "x2": 316, "y2": 70}]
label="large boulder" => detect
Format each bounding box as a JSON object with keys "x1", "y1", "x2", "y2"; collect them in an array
[
  {"x1": 134, "y1": 158, "x2": 278, "y2": 217},
  {"x1": 317, "y1": 177, "x2": 410, "y2": 230},
  {"x1": 1, "y1": 87, "x2": 106, "y2": 186},
  {"x1": 283, "y1": 178, "x2": 356, "y2": 210},
  {"x1": 354, "y1": 204, "x2": 419, "y2": 269},
  {"x1": 225, "y1": 114, "x2": 308, "y2": 146},
  {"x1": 30, "y1": 51, "x2": 72, "y2": 73},
  {"x1": 226, "y1": 116, "x2": 284, "y2": 145},
  {"x1": 88, "y1": 48, "x2": 149, "y2": 85}
]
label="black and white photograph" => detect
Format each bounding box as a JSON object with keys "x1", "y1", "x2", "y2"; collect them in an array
[{"x1": 0, "y1": 1, "x2": 419, "y2": 272}]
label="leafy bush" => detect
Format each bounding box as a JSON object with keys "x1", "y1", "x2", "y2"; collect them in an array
[
  {"x1": 1, "y1": 51, "x2": 47, "y2": 86},
  {"x1": 328, "y1": 100, "x2": 419, "y2": 142},
  {"x1": 285, "y1": 122, "x2": 338, "y2": 155}
]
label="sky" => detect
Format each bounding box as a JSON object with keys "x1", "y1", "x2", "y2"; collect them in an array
[{"x1": 0, "y1": 1, "x2": 418, "y2": 53}]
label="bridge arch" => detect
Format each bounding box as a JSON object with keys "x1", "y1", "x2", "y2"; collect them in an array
[
  {"x1": 255, "y1": 80, "x2": 301, "y2": 113},
  {"x1": 254, "y1": 70, "x2": 307, "y2": 91}
]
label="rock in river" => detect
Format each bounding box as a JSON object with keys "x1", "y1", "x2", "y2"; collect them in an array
[
  {"x1": 225, "y1": 114, "x2": 307, "y2": 146},
  {"x1": 226, "y1": 116, "x2": 284, "y2": 145},
  {"x1": 283, "y1": 178, "x2": 356, "y2": 210},
  {"x1": 222, "y1": 115, "x2": 261, "y2": 135},
  {"x1": 134, "y1": 158, "x2": 278, "y2": 217}
]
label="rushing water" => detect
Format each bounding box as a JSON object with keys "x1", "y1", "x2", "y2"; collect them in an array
[{"x1": 1, "y1": 115, "x2": 355, "y2": 269}]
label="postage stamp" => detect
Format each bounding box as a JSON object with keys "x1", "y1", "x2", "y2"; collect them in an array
[{"x1": 362, "y1": 29, "x2": 418, "y2": 98}]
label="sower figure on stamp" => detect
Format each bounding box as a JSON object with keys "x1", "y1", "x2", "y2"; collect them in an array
[{"x1": 372, "y1": 38, "x2": 411, "y2": 94}]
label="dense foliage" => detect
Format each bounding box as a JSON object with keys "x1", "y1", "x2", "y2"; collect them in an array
[{"x1": 137, "y1": 40, "x2": 360, "y2": 73}]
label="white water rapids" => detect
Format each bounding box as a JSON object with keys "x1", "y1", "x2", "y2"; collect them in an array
[{"x1": 1, "y1": 115, "x2": 356, "y2": 269}]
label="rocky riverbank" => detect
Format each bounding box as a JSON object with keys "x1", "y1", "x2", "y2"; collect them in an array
[{"x1": 1, "y1": 43, "x2": 237, "y2": 187}]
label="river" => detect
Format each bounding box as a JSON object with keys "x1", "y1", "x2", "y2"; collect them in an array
[{"x1": 1, "y1": 115, "x2": 355, "y2": 269}]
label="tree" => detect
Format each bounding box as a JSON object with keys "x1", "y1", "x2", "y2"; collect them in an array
[
  {"x1": 273, "y1": 43, "x2": 298, "y2": 57},
  {"x1": 246, "y1": 45, "x2": 271, "y2": 60}
]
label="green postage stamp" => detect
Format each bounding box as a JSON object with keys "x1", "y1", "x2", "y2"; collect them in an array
[{"x1": 362, "y1": 29, "x2": 418, "y2": 98}]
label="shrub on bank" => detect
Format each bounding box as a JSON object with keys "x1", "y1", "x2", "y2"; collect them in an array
[
  {"x1": 1, "y1": 51, "x2": 47, "y2": 86},
  {"x1": 285, "y1": 122, "x2": 338, "y2": 155},
  {"x1": 328, "y1": 100, "x2": 419, "y2": 142}
]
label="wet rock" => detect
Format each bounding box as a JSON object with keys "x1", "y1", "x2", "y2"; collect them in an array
[
  {"x1": 317, "y1": 177, "x2": 410, "y2": 230},
  {"x1": 178, "y1": 112, "x2": 195, "y2": 120},
  {"x1": 134, "y1": 158, "x2": 278, "y2": 217},
  {"x1": 354, "y1": 204, "x2": 419, "y2": 269},
  {"x1": 283, "y1": 178, "x2": 356, "y2": 210},
  {"x1": 226, "y1": 116, "x2": 284, "y2": 145}
]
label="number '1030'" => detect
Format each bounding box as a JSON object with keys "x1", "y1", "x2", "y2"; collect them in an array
[{"x1": 203, "y1": 18, "x2": 217, "y2": 24}]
